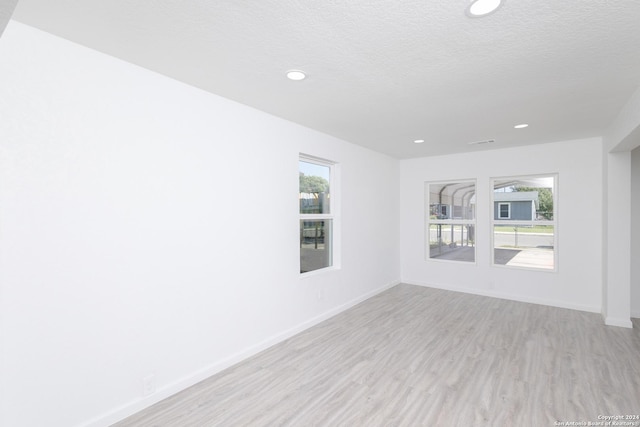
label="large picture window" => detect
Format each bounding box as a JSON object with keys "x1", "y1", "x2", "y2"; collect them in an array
[
  {"x1": 300, "y1": 156, "x2": 334, "y2": 274},
  {"x1": 491, "y1": 174, "x2": 557, "y2": 271},
  {"x1": 426, "y1": 180, "x2": 476, "y2": 263}
]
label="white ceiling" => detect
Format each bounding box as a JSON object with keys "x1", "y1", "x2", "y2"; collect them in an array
[
  {"x1": 9, "y1": 0, "x2": 640, "y2": 159},
  {"x1": 0, "y1": 0, "x2": 19, "y2": 36}
]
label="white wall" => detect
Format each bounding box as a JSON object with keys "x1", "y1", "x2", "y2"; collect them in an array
[
  {"x1": 0, "y1": 0, "x2": 18, "y2": 37},
  {"x1": 603, "y1": 150, "x2": 633, "y2": 327},
  {"x1": 0, "y1": 22, "x2": 400, "y2": 427},
  {"x1": 400, "y1": 138, "x2": 603, "y2": 312},
  {"x1": 632, "y1": 146, "x2": 640, "y2": 318},
  {"x1": 602, "y1": 85, "x2": 640, "y2": 327},
  {"x1": 605, "y1": 85, "x2": 640, "y2": 153}
]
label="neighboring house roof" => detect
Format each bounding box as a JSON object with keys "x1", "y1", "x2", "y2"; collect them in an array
[{"x1": 493, "y1": 191, "x2": 538, "y2": 202}]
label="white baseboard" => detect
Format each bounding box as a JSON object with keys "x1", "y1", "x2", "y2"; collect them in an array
[
  {"x1": 402, "y1": 279, "x2": 601, "y2": 314},
  {"x1": 604, "y1": 316, "x2": 634, "y2": 328},
  {"x1": 83, "y1": 279, "x2": 400, "y2": 427},
  {"x1": 631, "y1": 310, "x2": 640, "y2": 319}
]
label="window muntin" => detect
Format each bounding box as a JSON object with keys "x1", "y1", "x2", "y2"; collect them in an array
[
  {"x1": 300, "y1": 157, "x2": 334, "y2": 274},
  {"x1": 426, "y1": 180, "x2": 476, "y2": 263},
  {"x1": 491, "y1": 175, "x2": 557, "y2": 271}
]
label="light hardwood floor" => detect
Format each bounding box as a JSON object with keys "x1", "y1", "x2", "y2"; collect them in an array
[{"x1": 114, "y1": 284, "x2": 640, "y2": 426}]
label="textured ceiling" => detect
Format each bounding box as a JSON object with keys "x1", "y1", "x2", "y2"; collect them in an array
[{"x1": 9, "y1": 0, "x2": 640, "y2": 158}]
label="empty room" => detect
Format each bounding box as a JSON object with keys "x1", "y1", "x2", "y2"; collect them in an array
[{"x1": 1, "y1": 1, "x2": 639, "y2": 426}]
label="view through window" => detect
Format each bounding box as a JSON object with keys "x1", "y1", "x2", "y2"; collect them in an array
[
  {"x1": 492, "y1": 175, "x2": 557, "y2": 270},
  {"x1": 426, "y1": 180, "x2": 476, "y2": 263},
  {"x1": 300, "y1": 157, "x2": 333, "y2": 273}
]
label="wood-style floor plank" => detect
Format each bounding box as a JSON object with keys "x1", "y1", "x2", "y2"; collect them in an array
[{"x1": 114, "y1": 284, "x2": 640, "y2": 426}]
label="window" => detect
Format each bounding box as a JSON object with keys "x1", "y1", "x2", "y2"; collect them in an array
[
  {"x1": 498, "y1": 203, "x2": 511, "y2": 219},
  {"x1": 300, "y1": 156, "x2": 335, "y2": 274},
  {"x1": 426, "y1": 180, "x2": 476, "y2": 263},
  {"x1": 492, "y1": 174, "x2": 557, "y2": 271}
]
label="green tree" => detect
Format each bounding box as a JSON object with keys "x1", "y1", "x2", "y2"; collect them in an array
[
  {"x1": 299, "y1": 174, "x2": 329, "y2": 195},
  {"x1": 300, "y1": 174, "x2": 329, "y2": 214},
  {"x1": 514, "y1": 186, "x2": 553, "y2": 219}
]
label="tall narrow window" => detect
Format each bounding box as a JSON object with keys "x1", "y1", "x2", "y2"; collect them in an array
[
  {"x1": 492, "y1": 174, "x2": 557, "y2": 271},
  {"x1": 426, "y1": 180, "x2": 476, "y2": 263},
  {"x1": 300, "y1": 156, "x2": 334, "y2": 274}
]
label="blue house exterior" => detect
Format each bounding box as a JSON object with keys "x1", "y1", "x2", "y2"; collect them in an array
[{"x1": 493, "y1": 191, "x2": 538, "y2": 220}]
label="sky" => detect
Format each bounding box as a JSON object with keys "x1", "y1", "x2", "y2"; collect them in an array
[{"x1": 299, "y1": 160, "x2": 330, "y2": 181}]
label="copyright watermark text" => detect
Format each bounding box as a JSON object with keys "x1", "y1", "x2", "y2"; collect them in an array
[{"x1": 554, "y1": 415, "x2": 640, "y2": 426}]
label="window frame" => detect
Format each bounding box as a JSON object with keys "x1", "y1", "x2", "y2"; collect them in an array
[
  {"x1": 490, "y1": 173, "x2": 558, "y2": 272},
  {"x1": 299, "y1": 154, "x2": 339, "y2": 276}
]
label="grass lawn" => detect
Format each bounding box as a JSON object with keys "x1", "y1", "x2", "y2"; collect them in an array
[{"x1": 493, "y1": 225, "x2": 554, "y2": 234}]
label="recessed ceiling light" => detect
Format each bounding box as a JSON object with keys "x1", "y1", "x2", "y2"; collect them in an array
[
  {"x1": 465, "y1": 0, "x2": 504, "y2": 17},
  {"x1": 514, "y1": 123, "x2": 529, "y2": 129},
  {"x1": 414, "y1": 139, "x2": 425, "y2": 144},
  {"x1": 468, "y1": 139, "x2": 495, "y2": 145},
  {"x1": 286, "y1": 70, "x2": 306, "y2": 81}
]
